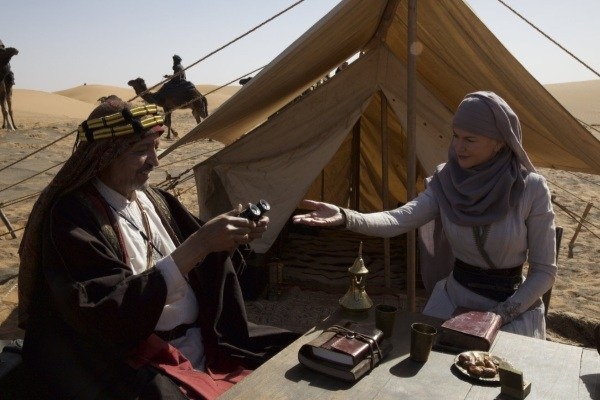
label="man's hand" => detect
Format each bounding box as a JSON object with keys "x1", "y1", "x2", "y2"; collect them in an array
[
  {"x1": 172, "y1": 204, "x2": 269, "y2": 274},
  {"x1": 198, "y1": 205, "x2": 257, "y2": 253}
]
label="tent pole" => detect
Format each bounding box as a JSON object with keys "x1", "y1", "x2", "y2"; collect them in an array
[
  {"x1": 320, "y1": 170, "x2": 325, "y2": 201},
  {"x1": 381, "y1": 93, "x2": 391, "y2": 289},
  {"x1": 351, "y1": 119, "x2": 361, "y2": 209},
  {"x1": 406, "y1": 0, "x2": 418, "y2": 312}
]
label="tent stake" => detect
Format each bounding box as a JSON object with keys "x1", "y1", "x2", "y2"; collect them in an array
[
  {"x1": 568, "y1": 202, "x2": 593, "y2": 258},
  {"x1": 0, "y1": 207, "x2": 17, "y2": 239}
]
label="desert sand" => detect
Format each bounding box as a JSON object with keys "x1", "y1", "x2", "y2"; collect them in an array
[{"x1": 0, "y1": 81, "x2": 598, "y2": 349}]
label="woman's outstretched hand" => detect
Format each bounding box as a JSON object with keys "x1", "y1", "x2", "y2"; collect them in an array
[{"x1": 292, "y1": 199, "x2": 345, "y2": 227}]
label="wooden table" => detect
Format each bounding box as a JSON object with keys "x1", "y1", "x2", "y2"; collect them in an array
[{"x1": 219, "y1": 308, "x2": 599, "y2": 399}]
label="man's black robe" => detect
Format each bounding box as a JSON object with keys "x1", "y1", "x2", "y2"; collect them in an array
[{"x1": 22, "y1": 184, "x2": 297, "y2": 399}]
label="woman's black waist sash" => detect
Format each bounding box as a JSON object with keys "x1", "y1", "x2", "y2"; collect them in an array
[{"x1": 452, "y1": 259, "x2": 523, "y2": 302}]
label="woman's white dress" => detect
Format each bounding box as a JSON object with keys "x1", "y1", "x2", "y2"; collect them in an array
[{"x1": 343, "y1": 172, "x2": 556, "y2": 338}]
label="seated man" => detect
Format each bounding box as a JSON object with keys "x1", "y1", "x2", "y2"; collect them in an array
[{"x1": 17, "y1": 97, "x2": 298, "y2": 399}]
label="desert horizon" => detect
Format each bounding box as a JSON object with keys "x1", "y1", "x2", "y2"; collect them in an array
[
  {"x1": 1, "y1": 78, "x2": 599, "y2": 348},
  {"x1": 8, "y1": 78, "x2": 600, "y2": 135}
]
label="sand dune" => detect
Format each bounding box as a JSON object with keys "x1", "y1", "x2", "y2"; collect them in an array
[
  {"x1": 12, "y1": 89, "x2": 94, "y2": 122},
  {"x1": 545, "y1": 80, "x2": 600, "y2": 135},
  {"x1": 11, "y1": 83, "x2": 241, "y2": 124},
  {"x1": 54, "y1": 84, "x2": 137, "y2": 105}
]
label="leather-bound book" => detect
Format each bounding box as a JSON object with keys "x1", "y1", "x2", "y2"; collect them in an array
[
  {"x1": 298, "y1": 322, "x2": 392, "y2": 381},
  {"x1": 307, "y1": 323, "x2": 384, "y2": 366},
  {"x1": 439, "y1": 308, "x2": 502, "y2": 351}
]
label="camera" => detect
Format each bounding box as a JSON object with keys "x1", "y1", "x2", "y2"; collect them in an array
[{"x1": 239, "y1": 199, "x2": 270, "y2": 221}]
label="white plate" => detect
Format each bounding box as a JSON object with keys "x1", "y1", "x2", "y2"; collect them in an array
[{"x1": 453, "y1": 351, "x2": 508, "y2": 383}]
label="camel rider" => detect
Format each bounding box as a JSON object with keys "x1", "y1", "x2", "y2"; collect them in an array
[{"x1": 165, "y1": 54, "x2": 186, "y2": 83}]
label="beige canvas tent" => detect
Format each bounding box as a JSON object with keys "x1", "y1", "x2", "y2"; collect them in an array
[{"x1": 162, "y1": 0, "x2": 600, "y2": 291}]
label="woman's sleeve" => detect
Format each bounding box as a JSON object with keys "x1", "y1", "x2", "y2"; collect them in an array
[
  {"x1": 493, "y1": 175, "x2": 557, "y2": 323},
  {"x1": 343, "y1": 186, "x2": 440, "y2": 238}
]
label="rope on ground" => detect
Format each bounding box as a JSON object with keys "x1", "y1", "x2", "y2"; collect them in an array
[
  {"x1": 551, "y1": 198, "x2": 599, "y2": 241},
  {"x1": 496, "y1": 0, "x2": 600, "y2": 79},
  {"x1": 547, "y1": 178, "x2": 600, "y2": 213},
  {"x1": 1, "y1": 191, "x2": 40, "y2": 209},
  {"x1": 177, "y1": 184, "x2": 197, "y2": 196},
  {"x1": 156, "y1": 168, "x2": 193, "y2": 190},
  {"x1": 159, "y1": 148, "x2": 220, "y2": 169},
  {"x1": 562, "y1": 169, "x2": 600, "y2": 189},
  {"x1": 0, "y1": 130, "x2": 74, "y2": 174},
  {"x1": 155, "y1": 147, "x2": 220, "y2": 191},
  {"x1": 577, "y1": 118, "x2": 600, "y2": 137},
  {"x1": 158, "y1": 171, "x2": 196, "y2": 191},
  {"x1": 0, "y1": 160, "x2": 64, "y2": 195},
  {"x1": 0, "y1": 226, "x2": 24, "y2": 238}
]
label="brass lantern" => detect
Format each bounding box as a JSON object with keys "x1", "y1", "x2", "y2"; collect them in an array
[{"x1": 339, "y1": 242, "x2": 373, "y2": 312}]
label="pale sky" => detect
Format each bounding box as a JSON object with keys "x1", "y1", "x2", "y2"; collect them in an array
[{"x1": 2, "y1": 0, "x2": 599, "y2": 92}]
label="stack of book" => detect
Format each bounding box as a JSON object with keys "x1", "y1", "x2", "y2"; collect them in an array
[{"x1": 298, "y1": 322, "x2": 392, "y2": 382}]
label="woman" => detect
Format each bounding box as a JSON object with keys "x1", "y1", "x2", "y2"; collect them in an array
[{"x1": 293, "y1": 91, "x2": 556, "y2": 339}]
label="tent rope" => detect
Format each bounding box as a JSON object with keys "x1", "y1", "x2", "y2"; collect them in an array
[
  {"x1": 551, "y1": 199, "x2": 599, "y2": 241},
  {"x1": 577, "y1": 118, "x2": 600, "y2": 136},
  {"x1": 176, "y1": 184, "x2": 197, "y2": 196},
  {"x1": 496, "y1": 0, "x2": 600, "y2": 79},
  {"x1": 157, "y1": 65, "x2": 266, "y2": 123},
  {"x1": 0, "y1": 0, "x2": 291, "y2": 174},
  {"x1": 562, "y1": 170, "x2": 600, "y2": 189},
  {"x1": 0, "y1": 63, "x2": 263, "y2": 188},
  {"x1": 0, "y1": 192, "x2": 40, "y2": 209},
  {"x1": 128, "y1": 0, "x2": 304, "y2": 102},
  {"x1": 547, "y1": 179, "x2": 600, "y2": 213},
  {"x1": 158, "y1": 171, "x2": 196, "y2": 191},
  {"x1": 0, "y1": 160, "x2": 64, "y2": 195},
  {"x1": 0, "y1": 130, "x2": 74, "y2": 174},
  {"x1": 159, "y1": 148, "x2": 220, "y2": 169}
]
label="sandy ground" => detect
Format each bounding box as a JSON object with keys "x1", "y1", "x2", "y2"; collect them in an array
[{"x1": 0, "y1": 82, "x2": 599, "y2": 350}]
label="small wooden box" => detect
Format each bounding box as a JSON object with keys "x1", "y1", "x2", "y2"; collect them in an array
[{"x1": 499, "y1": 363, "x2": 531, "y2": 399}]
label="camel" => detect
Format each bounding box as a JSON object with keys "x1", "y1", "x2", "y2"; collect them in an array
[
  {"x1": 127, "y1": 77, "x2": 208, "y2": 140},
  {"x1": 97, "y1": 95, "x2": 120, "y2": 103},
  {"x1": 0, "y1": 46, "x2": 18, "y2": 130}
]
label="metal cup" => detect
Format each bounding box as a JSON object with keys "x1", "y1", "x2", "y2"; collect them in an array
[
  {"x1": 375, "y1": 304, "x2": 398, "y2": 338},
  {"x1": 410, "y1": 322, "x2": 437, "y2": 362}
]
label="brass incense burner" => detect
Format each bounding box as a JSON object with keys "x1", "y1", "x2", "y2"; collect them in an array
[{"x1": 339, "y1": 242, "x2": 373, "y2": 312}]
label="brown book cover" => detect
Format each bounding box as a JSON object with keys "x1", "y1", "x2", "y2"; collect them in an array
[
  {"x1": 439, "y1": 308, "x2": 502, "y2": 351},
  {"x1": 303, "y1": 322, "x2": 384, "y2": 366},
  {"x1": 298, "y1": 338, "x2": 392, "y2": 382}
]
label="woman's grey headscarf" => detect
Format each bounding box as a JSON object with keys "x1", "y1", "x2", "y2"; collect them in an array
[{"x1": 430, "y1": 91, "x2": 535, "y2": 226}]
